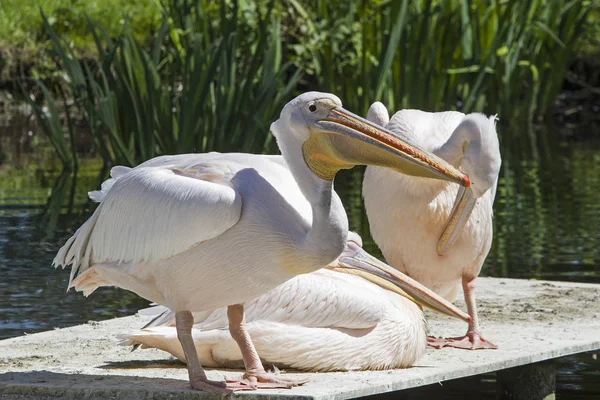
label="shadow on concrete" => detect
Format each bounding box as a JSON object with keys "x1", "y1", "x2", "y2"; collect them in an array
[
  {"x1": 0, "y1": 371, "x2": 228, "y2": 399},
  {"x1": 98, "y1": 358, "x2": 185, "y2": 370}
]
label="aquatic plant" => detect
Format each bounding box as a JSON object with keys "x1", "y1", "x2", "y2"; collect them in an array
[
  {"x1": 27, "y1": 0, "x2": 598, "y2": 167},
  {"x1": 292, "y1": 0, "x2": 596, "y2": 120},
  {"x1": 34, "y1": 0, "x2": 299, "y2": 166}
]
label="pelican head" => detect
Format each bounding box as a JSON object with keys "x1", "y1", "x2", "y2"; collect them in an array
[
  {"x1": 455, "y1": 114, "x2": 501, "y2": 199},
  {"x1": 271, "y1": 92, "x2": 470, "y2": 186},
  {"x1": 437, "y1": 113, "x2": 501, "y2": 255}
]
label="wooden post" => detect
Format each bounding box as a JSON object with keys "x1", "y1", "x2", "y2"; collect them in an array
[{"x1": 496, "y1": 360, "x2": 556, "y2": 400}]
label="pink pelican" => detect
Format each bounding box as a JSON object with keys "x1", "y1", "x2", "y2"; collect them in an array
[
  {"x1": 363, "y1": 102, "x2": 501, "y2": 350},
  {"x1": 53, "y1": 92, "x2": 469, "y2": 393}
]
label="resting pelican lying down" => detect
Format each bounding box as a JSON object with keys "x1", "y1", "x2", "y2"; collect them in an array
[
  {"x1": 119, "y1": 232, "x2": 469, "y2": 371},
  {"x1": 54, "y1": 92, "x2": 469, "y2": 393}
]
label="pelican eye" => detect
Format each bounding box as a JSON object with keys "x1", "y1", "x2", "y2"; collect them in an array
[{"x1": 308, "y1": 103, "x2": 317, "y2": 113}]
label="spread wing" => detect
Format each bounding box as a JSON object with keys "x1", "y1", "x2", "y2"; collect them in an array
[{"x1": 53, "y1": 163, "x2": 242, "y2": 285}]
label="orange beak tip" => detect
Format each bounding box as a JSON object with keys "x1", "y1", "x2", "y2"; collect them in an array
[{"x1": 464, "y1": 175, "x2": 471, "y2": 187}]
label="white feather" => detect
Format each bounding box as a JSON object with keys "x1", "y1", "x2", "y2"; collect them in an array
[{"x1": 88, "y1": 166, "x2": 132, "y2": 202}]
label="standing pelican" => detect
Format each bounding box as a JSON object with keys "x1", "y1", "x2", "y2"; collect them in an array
[
  {"x1": 118, "y1": 232, "x2": 469, "y2": 371},
  {"x1": 363, "y1": 102, "x2": 501, "y2": 350},
  {"x1": 53, "y1": 92, "x2": 469, "y2": 393}
]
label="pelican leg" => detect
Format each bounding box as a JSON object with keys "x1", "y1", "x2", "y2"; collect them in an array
[
  {"x1": 226, "y1": 304, "x2": 309, "y2": 388},
  {"x1": 428, "y1": 276, "x2": 497, "y2": 350},
  {"x1": 175, "y1": 311, "x2": 251, "y2": 393}
]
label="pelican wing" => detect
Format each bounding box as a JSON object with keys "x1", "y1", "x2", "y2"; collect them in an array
[
  {"x1": 386, "y1": 109, "x2": 466, "y2": 151},
  {"x1": 54, "y1": 164, "x2": 241, "y2": 284},
  {"x1": 207, "y1": 270, "x2": 384, "y2": 330}
]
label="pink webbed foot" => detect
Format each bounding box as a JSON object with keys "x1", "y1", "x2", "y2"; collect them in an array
[
  {"x1": 427, "y1": 335, "x2": 450, "y2": 349},
  {"x1": 190, "y1": 376, "x2": 252, "y2": 394},
  {"x1": 428, "y1": 331, "x2": 498, "y2": 350},
  {"x1": 226, "y1": 372, "x2": 309, "y2": 389},
  {"x1": 447, "y1": 331, "x2": 498, "y2": 350}
]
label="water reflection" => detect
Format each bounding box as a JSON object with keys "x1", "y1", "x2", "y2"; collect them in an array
[
  {"x1": 0, "y1": 161, "x2": 150, "y2": 339},
  {"x1": 0, "y1": 121, "x2": 599, "y2": 396},
  {"x1": 486, "y1": 123, "x2": 600, "y2": 283}
]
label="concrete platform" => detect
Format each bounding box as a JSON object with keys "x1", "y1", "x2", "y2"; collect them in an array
[{"x1": 1, "y1": 277, "x2": 599, "y2": 399}]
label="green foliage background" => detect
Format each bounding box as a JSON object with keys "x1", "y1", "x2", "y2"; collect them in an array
[{"x1": 1, "y1": 0, "x2": 598, "y2": 168}]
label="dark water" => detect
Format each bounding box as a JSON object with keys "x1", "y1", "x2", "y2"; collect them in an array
[{"x1": 1, "y1": 121, "x2": 599, "y2": 397}]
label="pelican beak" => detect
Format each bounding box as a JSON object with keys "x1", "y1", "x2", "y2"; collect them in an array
[
  {"x1": 437, "y1": 186, "x2": 477, "y2": 255},
  {"x1": 307, "y1": 106, "x2": 471, "y2": 186},
  {"x1": 330, "y1": 242, "x2": 469, "y2": 322}
]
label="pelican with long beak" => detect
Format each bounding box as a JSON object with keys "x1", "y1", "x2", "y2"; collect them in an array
[
  {"x1": 53, "y1": 92, "x2": 469, "y2": 393},
  {"x1": 119, "y1": 232, "x2": 469, "y2": 371},
  {"x1": 363, "y1": 102, "x2": 501, "y2": 350}
]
